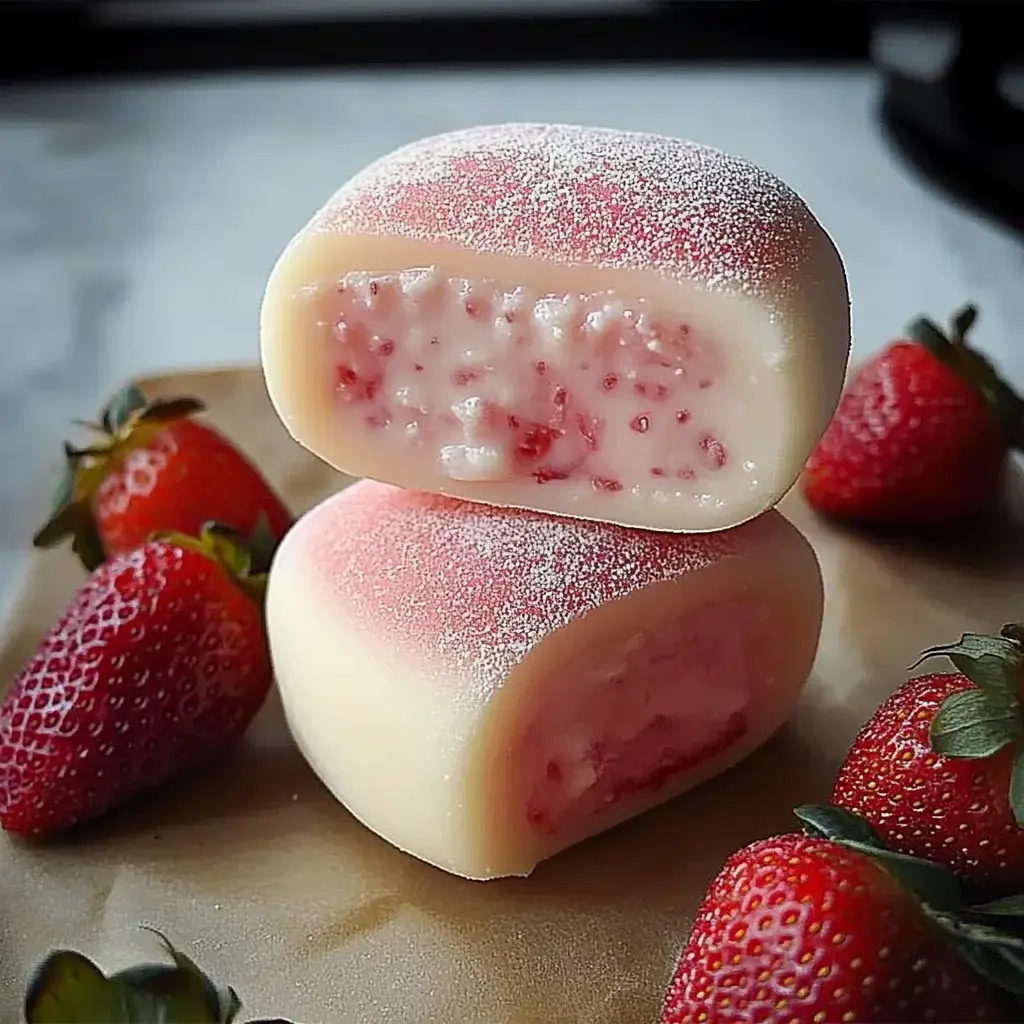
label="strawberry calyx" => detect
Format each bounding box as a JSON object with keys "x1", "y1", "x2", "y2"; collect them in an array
[
  {"x1": 794, "y1": 804, "x2": 963, "y2": 909},
  {"x1": 24, "y1": 926, "x2": 294, "y2": 1023},
  {"x1": 32, "y1": 385, "x2": 207, "y2": 573},
  {"x1": 155, "y1": 515, "x2": 277, "y2": 607},
  {"x1": 911, "y1": 626, "x2": 1024, "y2": 828},
  {"x1": 794, "y1": 804, "x2": 1024, "y2": 999},
  {"x1": 907, "y1": 303, "x2": 1024, "y2": 451}
]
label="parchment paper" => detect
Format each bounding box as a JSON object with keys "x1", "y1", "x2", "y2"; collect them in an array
[{"x1": 3, "y1": 366, "x2": 1024, "y2": 1024}]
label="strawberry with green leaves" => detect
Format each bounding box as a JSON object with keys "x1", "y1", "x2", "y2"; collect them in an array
[
  {"x1": 662, "y1": 806, "x2": 1024, "y2": 1024},
  {"x1": 0, "y1": 521, "x2": 276, "y2": 836},
  {"x1": 802, "y1": 304, "x2": 1024, "y2": 529},
  {"x1": 832, "y1": 625, "x2": 1024, "y2": 894},
  {"x1": 35, "y1": 385, "x2": 293, "y2": 572}
]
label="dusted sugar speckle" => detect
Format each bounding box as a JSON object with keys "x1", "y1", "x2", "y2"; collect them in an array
[
  {"x1": 300, "y1": 479, "x2": 777, "y2": 700},
  {"x1": 303, "y1": 123, "x2": 819, "y2": 304}
]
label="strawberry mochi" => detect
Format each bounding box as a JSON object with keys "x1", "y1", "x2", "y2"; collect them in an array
[
  {"x1": 260, "y1": 123, "x2": 850, "y2": 533},
  {"x1": 265, "y1": 480, "x2": 824, "y2": 880}
]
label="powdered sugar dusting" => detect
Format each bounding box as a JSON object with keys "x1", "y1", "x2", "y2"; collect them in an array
[
  {"x1": 300, "y1": 479, "x2": 780, "y2": 702},
  {"x1": 305, "y1": 123, "x2": 822, "y2": 305}
]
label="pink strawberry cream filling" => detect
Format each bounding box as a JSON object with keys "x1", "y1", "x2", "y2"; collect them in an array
[
  {"x1": 519, "y1": 600, "x2": 754, "y2": 836},
  {"x1": 264, "y1": 480, "x2": 825, "y2": 880},
  {"x1": 327, "y1": 270, "x2": 731, "y2": 492}
]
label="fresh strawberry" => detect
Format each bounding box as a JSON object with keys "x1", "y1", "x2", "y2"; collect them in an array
[
  {"x1": 0, "y1": 521, "x2": 275, "y2": 836},
  {"x1": 802, "y1": 304, "x2": 1024, "y2": 529},
  {"x1": 33, "y1": 385, "x2": 293, "y2": 572},
  {"x1": 662, "y1": 807, "x2": 1020, "y2": 1023},
  {"x1": 832, "y1": 626, "x2": 1024, "y2": 894}
]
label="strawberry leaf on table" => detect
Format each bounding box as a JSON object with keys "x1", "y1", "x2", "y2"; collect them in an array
[
  {"x1": 114, "y1": 968, "x2": 230, "y2": 1024},
  {"x1": 24, "y1": 931, "x2": 292, "y2": 1024},
  {"x1": 110, "y1": 928, "x2": 243, "y2": 1023},
  {"x1": 25, "y1": 950, "x2": 130, "y2": 1023}
]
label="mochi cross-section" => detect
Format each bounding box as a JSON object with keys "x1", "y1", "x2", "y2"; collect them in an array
[
  {"x1": 260, "y1": 123, "x2": 851, "y2": 532},
  {"x1": 265, "y1": 480, "x2": 825, "y2": 880}
]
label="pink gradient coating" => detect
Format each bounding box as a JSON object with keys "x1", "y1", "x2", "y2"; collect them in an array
[
  {"x1": 300, "y1": 123, "x2": 825, "y2": 305},
  {"x1": 293, "y1": 479, "x2": 783, "y2": 702}
]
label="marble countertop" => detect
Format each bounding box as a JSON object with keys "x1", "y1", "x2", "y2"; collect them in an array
[{"x1": 1, "y1": 66, "x2": 1022, "y2": 620}]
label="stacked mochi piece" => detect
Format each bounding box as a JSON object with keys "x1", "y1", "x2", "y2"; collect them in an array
[{"x1": 259, "y1": 123, "x2": 852, "y2": 881}]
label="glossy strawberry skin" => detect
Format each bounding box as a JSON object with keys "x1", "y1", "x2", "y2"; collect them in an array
[
  {"x1": 802, "y1": 342, "x2": 1006, "y2": 528},
  {"x1": 92, "y1": 418, "x2": 293, "y2": 557},
  {"x1": 661, "y1": 834, "x2": 1009, "y2": 1023},
  {"x1": 0, "y1": 541, "x2": 271, "y2": 836},
  {"x1": 832, "y1": 673, "x2": 1024, "y2": 892}
]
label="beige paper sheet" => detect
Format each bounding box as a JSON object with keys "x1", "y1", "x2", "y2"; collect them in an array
[{"x1": 2, "y1": 366, "x2": 1023, "y2": 1024}]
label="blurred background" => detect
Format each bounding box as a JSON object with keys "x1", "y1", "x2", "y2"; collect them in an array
[{"x1": 0, "y1": 0, "x2": 1022, "y2": 608}]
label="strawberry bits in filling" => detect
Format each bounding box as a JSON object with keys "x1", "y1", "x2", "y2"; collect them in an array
[
  {"x1": 327, "y1": 268, "x2": 744, "y2": 502},
  {"x1": 518, "y1": 601, "x2": 753, "y2": 836}
]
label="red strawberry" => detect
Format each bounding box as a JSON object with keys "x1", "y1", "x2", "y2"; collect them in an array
[
  {"x1": 33, "y1": 385, "x2": 293, "y2": 572},
  {"x1": 802, "y1": 304, "x2": 1024, "y2": 529},
  {"x1": 832, "y1": 627, "x2": 1024, "y2": 893},
  {"x1": 662, "y1": 810, "x2": 1017, "y2": 1023},
  {"x1": 0, "y1": 522, "x2": 275, "y2": 836}
]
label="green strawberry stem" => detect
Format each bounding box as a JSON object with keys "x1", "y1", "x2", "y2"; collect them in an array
[
  {"x1": 907, "y1": 303, "x2": 1024, "y2": 452},
  {"x1": 157, "y1": 517, "x2": 277, "y2": 607},
  {"x1": 795, "y1": 804, "x2": 1024, "y2": 999},
  {"x1": 911, "y1": 627, "x2": 1024, "y2": 827},
  {"x1": 24, "y1": 927, "x2": 295, "y2": 1023},
  {"x1": 32, "y1": 385, "x2": 208, "y2": 573}
]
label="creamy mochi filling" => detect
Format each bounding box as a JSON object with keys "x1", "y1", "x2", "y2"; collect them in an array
[
  {"x1": 324, "y1": 268, "x2": 763, "y2": 504},
  {"x1": 518, "y1": 599, "x2": 756, "y2": 836}
]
